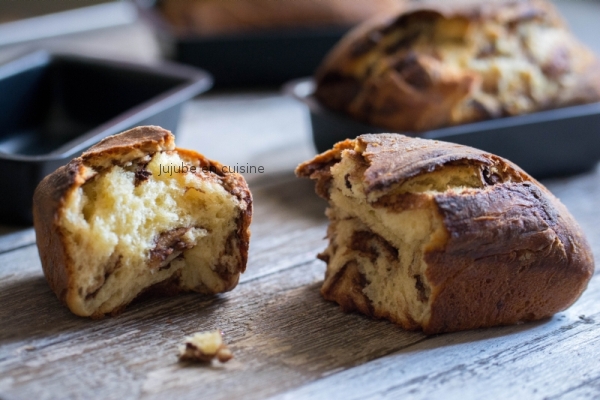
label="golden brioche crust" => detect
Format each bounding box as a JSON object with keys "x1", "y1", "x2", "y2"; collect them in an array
[
  {"x1": 33, "y1": 126, "x2": 252, "y2": 317},
  {"x1": 297, "y1": 134, "x2": 594, "y2": 334},
  {"x1": 315, "y1": 0, "x2": 600, "y2": 132}
]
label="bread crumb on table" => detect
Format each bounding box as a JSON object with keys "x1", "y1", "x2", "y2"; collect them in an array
[{"x1": 178, "y1": 330, "x2": 233, "y2": 363}]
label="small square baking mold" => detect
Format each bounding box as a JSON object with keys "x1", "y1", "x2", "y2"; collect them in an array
[{"x1": 0, "y1": 51, "x2": 212, "y2": 224}]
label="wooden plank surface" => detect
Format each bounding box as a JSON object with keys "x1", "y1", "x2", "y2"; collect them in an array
[
  {"x1": 0, "y1": 169, "x2": 422, "y2": 400},
  {"x1": 1, "y1": 89, "x2": 600, "y2": 400},
  {"x1": 2, "y1": 2, "x2": 600, "y2": 398}
]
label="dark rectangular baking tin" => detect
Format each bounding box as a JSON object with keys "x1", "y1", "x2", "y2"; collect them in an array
[
  {"x1": 0, "y1": 51, "x2": 212, "y2": 225},
  {"x1": 284, "y1": 78, "x2": 600, "y2": 179},
  {"x1": 135, "y1": 0, "x2": 350, "y2": 88}
]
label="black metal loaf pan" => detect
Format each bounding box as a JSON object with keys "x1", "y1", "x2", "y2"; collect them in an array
[
  {"x1": 285, "y1": 78, "x2": 600, "y2": 179},
  {"x1": 0, "y1": 51, "x2": 212, "y2": 225},
  {"x1": 173, "y1": 27, "x2": 349, "y2": 88},
  {"x1": 136, "y1": 1, "x2": 349, "y2": 88}
]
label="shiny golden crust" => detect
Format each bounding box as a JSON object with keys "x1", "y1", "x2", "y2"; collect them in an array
[
  {"x1": 315, "y1": 0, "x2": 600, "y2": 132},
  {"x1": 33, "y1": 126, "x2": 252, "y2": 318},
  {"x1": 159, "y1": 0, "x2": 403, "y2": 35},
  {"x1": 297, "y1": 134, "x2": 594, "y2": 334}
]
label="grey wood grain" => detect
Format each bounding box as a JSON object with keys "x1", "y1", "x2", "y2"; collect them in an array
[
  {"x1": 2, "y1": 164, "x2": 600, "y2": 400},
  {"x1": 1, "y1": 2, "x2": 599, "y2": 398},
  {"x1": 271, "y1": 275, "x2": 600, "y2": 400},
  {"x1": 0, "y1": 177, "x2": 427, "y2": 400}
]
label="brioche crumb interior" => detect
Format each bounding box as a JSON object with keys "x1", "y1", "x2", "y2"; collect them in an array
[
  {"x1": 60, "y1": 151, "x2": 241, "y2": 316},
  {"x1": 179, "y1": 330, "x2": 233, "y2": 363},
  {"x1": 324, "y1": 153, "x2": 486, "y2": 327},
  {"x1": 186, "y1": 331, "x2": 223, "y2": 354}
]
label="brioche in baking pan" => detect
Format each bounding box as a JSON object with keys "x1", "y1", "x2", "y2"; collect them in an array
[
  {"x1": 315, "y1": 0, "x2": 600, "y2": 132},
  {"x1": 33, "y1": 126, "x2": 252, "y2": 318},
  {"x1": 297, "y1": 134, "x2": 594, "y2": 334}
]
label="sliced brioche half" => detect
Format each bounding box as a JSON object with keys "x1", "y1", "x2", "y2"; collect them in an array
[
  {"x1": 297, "y1": 134, "x2": 593, "y2": 333},
  {"x1": 34, "y1": 126, "x2": 252, "y2": 317}
]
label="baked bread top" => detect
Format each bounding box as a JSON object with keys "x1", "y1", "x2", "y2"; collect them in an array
[
  {"x1": 315, "y1": 0, "x2": 600, "y2": 132},
  {"x1": 34, "y1": 126, "x2": 252, "y2": 317},
  {"x1": 159, "y1": 0, "x2": 404, "y2": 35},
  {"x1": 298, "y1": 134, "x2": 594, "y2": 333}
]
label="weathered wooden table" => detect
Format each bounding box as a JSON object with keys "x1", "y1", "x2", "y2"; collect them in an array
[
  {"x1": 2, "y1": 1, "x2": 600, "y2": 398},
  {"x1": 1, "y1": 89, "x2": 600, "y2": 400}
]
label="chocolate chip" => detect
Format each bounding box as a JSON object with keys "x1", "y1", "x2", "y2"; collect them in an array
[
  {"x1": 350, "y1": 230, "x2": 398, "y2": 262},
  {"x1": 393, "y1": 53, "x2": 432, "y2": 90},
  {"x1": 134, "y1": 165, "x2": 152, "y2": 186},
  {"x1": 482, "y1": 167, "x2": 502, "y2": 185},
  {"x1": 414, "y1": 274, "x2": 428, "y2": 303},
  {"x1": 149, "y1": 227, "x2": 195, "y2": 269},
  {"x1": 344, "y1": 174, "x2": 352, "y2": 189}
]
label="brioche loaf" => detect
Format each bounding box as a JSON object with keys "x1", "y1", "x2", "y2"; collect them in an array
[
  {"x1": 297, "y1": 134, "x2": 594, "y2": 333},
  {"x1": 33, "y1": 126, "x2": 252, "y2": 318},
  {"x1": 315, "y1": 0, "x2": 600, "y2": 132}
]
